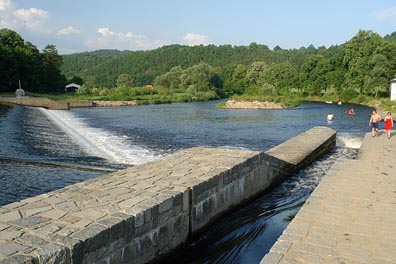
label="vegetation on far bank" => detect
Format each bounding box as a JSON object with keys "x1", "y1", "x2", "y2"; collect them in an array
[{"x1": 1, "y1": 28, "x2": 396, "y2": 110}]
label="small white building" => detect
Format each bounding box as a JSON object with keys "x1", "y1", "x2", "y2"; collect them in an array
[
  {"x1": 391, "y1": 78, "x2": 396, "y2": 101},
  {"x1": 65, "y1": 83, "x2": 80, "y2": 93}
]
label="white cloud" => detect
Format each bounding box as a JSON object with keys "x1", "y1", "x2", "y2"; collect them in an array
[
  {"x1": 0, "y1": 0, "x2": 12, "y2": 11},
  {"x1": 182, "y1": 33, "x2": 209, "y2": 46},
  {"x1": 86, "y1": 27, "x2": 165, "y2": 50},
  {"x1": 58, "y1": 26, "x2": 80, "y2": 36},
  {"x1": 13, "y1": 8, "x2": 50, "y2": 33},
  {"x1": 0, "y1": 0, "x2": 50, "y2": 34},
  {"x1": 373, "y1": 6, "x2": 396, "y2": 22}
]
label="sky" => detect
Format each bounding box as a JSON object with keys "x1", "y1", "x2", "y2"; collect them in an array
[{"x1": 1, "y1": 0, "x2": 396, "y2": 54}]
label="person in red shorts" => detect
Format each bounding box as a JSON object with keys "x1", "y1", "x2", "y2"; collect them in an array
[{"x1": 384, "y1": 112, "x2": 393, "y2": 139}]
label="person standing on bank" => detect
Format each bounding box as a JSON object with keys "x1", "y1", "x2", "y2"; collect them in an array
[
  {"x1": 369, "y1": 110, "x2": 381, "y2": 137},
  {"x1": 384, "y1": 112, "x2": 393, "y2": 139}
]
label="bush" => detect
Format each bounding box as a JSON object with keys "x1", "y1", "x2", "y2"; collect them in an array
[{"x1": 339, "y1": 90, "x2": 358, "y2": 102}]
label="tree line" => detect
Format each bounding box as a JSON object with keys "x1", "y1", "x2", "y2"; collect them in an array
[
  {"x1": 62, "y1": 30, "x2": 396, "y2": 101},
  {"x1": 0, "y1": 28, "x2": 67, "y2": 93},
  {"x1": 1, "y1": 28, "x2": 396, "y2": 102}
]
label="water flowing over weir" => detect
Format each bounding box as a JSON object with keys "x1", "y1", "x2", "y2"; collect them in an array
[{"x1": 42, "y1": 108, "x2": 159, "y2": 165}]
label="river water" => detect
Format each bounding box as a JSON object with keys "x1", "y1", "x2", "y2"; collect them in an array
[{"x1": 0, "y1": 100, "x2": 373, "y2": 263}]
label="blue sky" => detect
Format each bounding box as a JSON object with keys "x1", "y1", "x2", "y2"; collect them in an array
[{"x1": 1, "y1": 0, "x2": 396, "y2": 54}]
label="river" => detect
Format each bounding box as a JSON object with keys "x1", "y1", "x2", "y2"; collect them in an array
[{"x1": 0, "y1": 100, "x2": 372, "y2": 263}]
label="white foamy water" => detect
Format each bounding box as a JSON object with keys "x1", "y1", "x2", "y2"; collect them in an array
[
  {"x1": 41, "y1": 108, "x2": 158, "y2": 165},
  {"x1": 336, "y1": 132, "x2": 363, "y2": 149}
]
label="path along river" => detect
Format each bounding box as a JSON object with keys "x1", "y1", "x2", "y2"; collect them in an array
[{"x1": 0, "y1": 100, "x2": 373, "y2": 263}]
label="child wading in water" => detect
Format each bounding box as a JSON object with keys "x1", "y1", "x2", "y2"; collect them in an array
[{"x1": 384, "y1": 112, "x2": 394, "y2": 139}]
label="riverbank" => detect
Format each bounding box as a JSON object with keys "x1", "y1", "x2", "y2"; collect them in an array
[
  {"x1": 0, "y1": 96, "x2": 139, "y2": 109},
  {"x1": 1, "y1": 92, "x2": 394, "y2": 114},
  {"x1": 223, "y1": 100, "x2": 283, "y2": 109},
  {"x1": 93, "y1": 100, "x2": 137, "y2": 107}
]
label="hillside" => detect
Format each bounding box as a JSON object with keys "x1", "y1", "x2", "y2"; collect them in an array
[
  {"x1": 59, "y1": 30, "x2": 396, "y2": 105},
  {"x1": 61, "y1": 43, "x2": 335, "y2": 88}
]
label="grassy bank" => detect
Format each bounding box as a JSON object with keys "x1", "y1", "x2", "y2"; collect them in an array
[
  {"x1": 12, "y1": 88, "x2": 219, "y2": 105},
  {"x1": 220, "y1": 93, "x2": 396, "y2": 112},
  {"x1": 2, "y1": 91, "x2": 395, "y2": 112}
]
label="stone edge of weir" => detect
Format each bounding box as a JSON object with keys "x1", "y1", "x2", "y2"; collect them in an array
[
  {"x1": 0, "y1": 126, "x2": 336, "y2": 264},
  {"x1": 0, "y1": 97, "x2": 94, "y2": 110}
]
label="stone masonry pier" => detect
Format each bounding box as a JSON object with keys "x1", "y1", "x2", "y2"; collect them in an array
[
  {"x1": 261, "y1": 131, "x2": 396, "y2": 263},
  {"x1": 0, "y1": 126, "x2": 335, "y2": 264}
]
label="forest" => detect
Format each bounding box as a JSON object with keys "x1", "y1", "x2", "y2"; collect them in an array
[
  {"x1": 0, "y1": 29, "x2": 66, "y2": 93},
  {"x1": 1, "y1": 28, "x2": 396, "y2": 105}
]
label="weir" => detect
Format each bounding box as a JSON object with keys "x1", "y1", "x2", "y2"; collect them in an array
[
  {"x1": 0, "y1": 126, "x2": 335, "y2": 264},
  {"x1": 0, "y1": 97, "x2": 94, "y2": 110}
]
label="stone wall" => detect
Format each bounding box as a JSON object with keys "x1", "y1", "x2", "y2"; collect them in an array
[
  {"x1": 68, "y1": 101, "x2": 93, "y2": 108},
  {"x1": 0, "y1": 97, "x2": 70, "y2": 110},
  {"x1": 0, "y1": 126, "x2": 335, "y2": 264}
]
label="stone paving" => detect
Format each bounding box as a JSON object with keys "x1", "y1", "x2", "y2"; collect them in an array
[
  {"x1": 0, "y1": 147, "x2": 260, "y2": 263},
  {"x1": 261, "y1": 130, "x2": 396, "y2": 264}
]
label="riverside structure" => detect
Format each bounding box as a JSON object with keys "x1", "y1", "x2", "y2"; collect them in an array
[
  {"x1": 261, "y1": 131, "x2": 396, "y2": 263},
  {"x1": 0, "y1": 97, "x2": 93, "y2": 110},
  {"x1": 0, "y1": 126, "x2": 335, "y2": 264}
]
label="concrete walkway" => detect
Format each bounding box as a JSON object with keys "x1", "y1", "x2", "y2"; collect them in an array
[{"x1": 261, "y1": 130, "x2": 396, "y2": 264}]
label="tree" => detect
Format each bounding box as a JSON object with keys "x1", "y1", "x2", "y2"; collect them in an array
[
  {"x1": 221, "y1": 64, "x2": 247, "y2": 96},
  {"x1": 180, "y1": 62, "x2": 220, "y2": 93},
  {"x1": 343, "y1": 30, "x2": 382, "y2": 94},
  {"x1": 116, "y1": 74, "x2": 133, "y2": 87},
  {"x1": 154, "y1": 66, "x2": 183, "y2": 90},
  {"x1": 69, "y1": 76, "x2": 84, "y2": 86},
  {"x1": 366, "y1": 54, "x2": 390, "y2": 97},
  {"x1": 245, "y1": 61, "x2": 267, "y2": 85},
  {"x1": 0, "y1": 29, "x2": 43, "y2": 92},
  {"x1": 300, "y1": 55, "x2": 319, "y2": 95},
  {"x1": 261, "y1": 62, "x2": 299, "y2": 94},
  {"x1": 41, "y1": 44, "x2": 66, "y2": 92},
  {"x1": 0, "y1": 29, "x2": 24, "y2": 91}
]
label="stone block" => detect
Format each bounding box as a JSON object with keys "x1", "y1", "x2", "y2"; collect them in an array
[
  {"x1": 34, "y1": 223, "x2": 63, "y2": 237},
  {"x1": 72, "y1": 219, "x2": 93, "y2": 228},
  {"x1": 16, "y1": 233, "x2": 47, "y2": 247},
  {"x1": 0, "y1": 254, "x2": 36, "y2": 264},
  {"x1": 0, "y1": 210, "x2": 21, "y2": 223},
  {"x1": 71, "y1": 224, "x2": 109, "y2": 253},
  {"x1": 72, "y1": 208, "x2": 106, "y2": 221},
  {"x1": 0, "y1": 242, "x2": 29, "y2": 258},
  {"x1": 25, "y1": 206, "x2": 53, "y2": 217},
  {"x1": 193, "y1": 181, "x2": 209, "y2": 202},
  {"x1": 50, "y1": 234, "x2": 83, "y2": 264},
  {"x1": 119, "y1": 196, "x2": 147, "y2": 208},
  {"x1": 34, "y1": 243, "x2": 68, "y2": 264},
  {"x1": 10, "y1": 216, "x2": 50, "y2": 229},
  {"x1": 97, "y1": 217, "x2": 126, "y2": 240},
  {"x1": 0, "y1": 229, "x2": 23, "y2": 241},
  {"x1": 124, "y1": 207, "x2": 144, "y2": 228},
  {"x1": 39, "y1": 208, "x2": 67, "y2": 220},
  {"x1": 157, "y1": 196, "x2": 173, "y2": 214}
]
